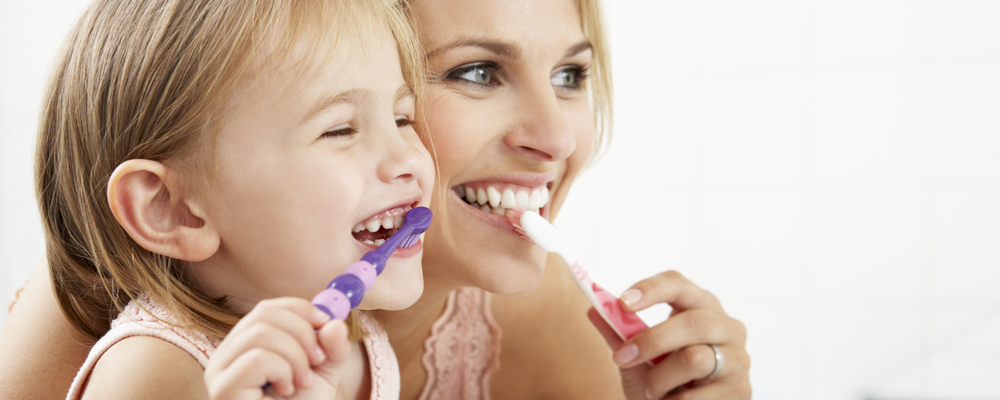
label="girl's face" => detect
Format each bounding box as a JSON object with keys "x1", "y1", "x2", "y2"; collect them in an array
[
  {"x1": 189, "y1": 29, "x2": 434, "y2": 313},
  {"x1": 412, "y1": 0, "x2": 596, "y2": 293}
]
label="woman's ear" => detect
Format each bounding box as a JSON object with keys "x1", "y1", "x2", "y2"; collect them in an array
[{"x1": 107, "y1": 159, "x2": 220, "y2": 262}]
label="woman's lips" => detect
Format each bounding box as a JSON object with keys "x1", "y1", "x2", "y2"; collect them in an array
[{"x1": 450, "y1": 185, "x2": 549, "y2": 236}]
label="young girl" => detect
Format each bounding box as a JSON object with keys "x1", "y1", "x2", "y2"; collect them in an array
[{"x1": 35, "y1": 0, "x2": 432, "y2": 398}]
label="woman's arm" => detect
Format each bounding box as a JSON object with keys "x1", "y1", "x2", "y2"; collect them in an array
[{"x1": 0, "y1": 260, "x2": 94, "y2": 399}]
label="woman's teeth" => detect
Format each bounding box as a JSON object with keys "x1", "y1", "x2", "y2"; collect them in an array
[{"x1": 456, "y1": 184, "x2": 549, "y2": 216}]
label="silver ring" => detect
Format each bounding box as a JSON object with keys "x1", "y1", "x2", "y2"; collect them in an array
[{"x1": 704, "y1": 344, "x2": 724, "y2": 380}]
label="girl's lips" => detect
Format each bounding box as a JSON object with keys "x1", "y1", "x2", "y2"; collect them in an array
[{"x1": 355, "y1": 236, "x2": 423, "y2": 258}]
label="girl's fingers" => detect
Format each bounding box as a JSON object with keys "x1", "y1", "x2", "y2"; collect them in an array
[
  {"x1": 643, "y1": 344, "x2": 725, "y2": 399},
  {"x1": 616, "y1": 309, "x2": 746, "y2": 368},
  {"x1": 620, "y1": 270, "x2": 722, "y2": 314},
  {"x1": 206, "y1": 348, "x2": 298, "y2": 399},
  {"x1": 212, "y1": 322, "x2": 315, "y2": 389},
  {"x1": 227, "y1": 299, "x2": 330, "y2": 365},
  {"x1": 316, "y1": 320, "x2": 351, "y2": 366}
]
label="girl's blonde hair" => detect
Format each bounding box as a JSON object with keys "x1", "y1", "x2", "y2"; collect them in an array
[{"x1": 37, "y1": 0, "x2": 424, "y2": 341}]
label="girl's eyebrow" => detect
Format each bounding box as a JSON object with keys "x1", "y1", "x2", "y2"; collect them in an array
[{"x1": 303, "y1": 83, "x2": 412, "y2": 123}]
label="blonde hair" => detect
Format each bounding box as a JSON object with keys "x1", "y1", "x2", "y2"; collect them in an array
[
  {"x1": 36, "y1": 0, "x2": 424, "y2": 341},
  {"x1": 577, "y1": 0, "x2": 614, "y2": 158}
]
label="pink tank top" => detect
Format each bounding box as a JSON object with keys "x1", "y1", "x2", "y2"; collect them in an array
[
  {"x1": 417, "y1": 287, "x2": 503, "y2": 400},
  {"x1": 65, "y1": 293, "x2": 399, "y2": 400}
]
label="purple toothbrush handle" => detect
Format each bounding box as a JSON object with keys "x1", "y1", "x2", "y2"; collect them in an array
[{"x1": 311, "y1": 206, "x2": 432, "y2": 320}]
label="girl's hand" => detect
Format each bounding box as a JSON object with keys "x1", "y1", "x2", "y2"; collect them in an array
[
  {"x1": 204, "y1": 298, "x2": 354, "y2": 400},
  {"x1": 587, "y1": 271, "x2": 751, "y2": 400}
]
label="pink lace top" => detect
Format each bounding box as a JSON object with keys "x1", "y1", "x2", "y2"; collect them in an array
[
  {"x1": 65, "y1": 293, "x2": 399, "y2": 400},
  {"x1": 418, "y1": 287, "x2": 503, "y2": 400}
]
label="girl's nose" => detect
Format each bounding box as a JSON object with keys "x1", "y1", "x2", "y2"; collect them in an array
[
  {"x1": 377, "y1": 128, "x2": 427, "y2": 183},
  {"x1": 504, "y1": 84, "x2": 577, "y2": 162}
]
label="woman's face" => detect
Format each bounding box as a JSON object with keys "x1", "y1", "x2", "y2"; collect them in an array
[{"x1": 412, "y1": 0, "x2": 596, "y2": 293}]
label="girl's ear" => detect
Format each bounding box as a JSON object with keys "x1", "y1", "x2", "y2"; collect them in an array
[{"x1": 107, "y1": 159, "x2": 220, "y2": 262}]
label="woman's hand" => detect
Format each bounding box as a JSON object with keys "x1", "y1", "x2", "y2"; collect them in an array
[
  {"x1": 204, "y1": 298, "x2": 354, "y2": 399},
  {"x1": 587, "y1": 271, "x2": 751, "y2": 399}
]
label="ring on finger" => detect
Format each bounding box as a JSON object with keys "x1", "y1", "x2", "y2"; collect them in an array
[{"x1": 702, "y1": 344, "x2": 724, "y2": 380}]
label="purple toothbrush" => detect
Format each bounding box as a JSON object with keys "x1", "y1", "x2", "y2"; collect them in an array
[
  {"x1": 310, "y1": 206, "x2": 432, "y2": 320},
  {"x1": 262, "y1": 207, "x2": 431, "y2": 393}
]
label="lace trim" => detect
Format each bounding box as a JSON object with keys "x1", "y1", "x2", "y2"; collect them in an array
[
  {"x1": 358, "y1": 312, "x2": 400, "y2": 400},
  {"x1": 418, "y1": 287, "x2": 502, "y2": 400}
]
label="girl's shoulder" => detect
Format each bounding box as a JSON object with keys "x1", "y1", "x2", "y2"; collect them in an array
[
  {"x1": 68, "y1": 295, "x2": 217, "y2": 400},
  {"x1": 80, "y1": 335, "x2": 207, "y2": 399}
]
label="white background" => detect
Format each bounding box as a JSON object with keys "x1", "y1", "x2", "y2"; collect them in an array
[{"x1": 2, "y1": 1, "x2": 999, "y2": 399}]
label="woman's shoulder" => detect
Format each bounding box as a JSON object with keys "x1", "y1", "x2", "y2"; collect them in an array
[{"x1": 81, "y1": 335, "x2": 207, "y2": 400}]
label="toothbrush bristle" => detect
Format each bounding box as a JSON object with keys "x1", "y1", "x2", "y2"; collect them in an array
[{"x1": 505, "y1": 207, "x2": 534, "y2": 244}]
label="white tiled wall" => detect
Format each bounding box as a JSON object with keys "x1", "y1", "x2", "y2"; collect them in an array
[
  {"x1": 560, "y1": 1, "x2": 1000, "y2": 399},
  {"x1": 2, "y1": 1, "x2": 998, "y2": 399}
]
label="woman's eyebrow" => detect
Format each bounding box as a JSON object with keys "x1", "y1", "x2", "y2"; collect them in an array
[
  {"x1": 563, "y1": 40, "x2": 593, "y2": 59},
  {"x1": 425, "y1": 38, "x2": 521, "y2": 60}
]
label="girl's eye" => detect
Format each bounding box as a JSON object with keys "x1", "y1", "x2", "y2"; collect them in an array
[
  {"x1": 551, "y1": 65, "x2": 589, "y2": 91},
  {"x1": 321, "y1": 123, "x2": 356, "y2": 138},
  {"x1": 395, "y1": 115, "x2": 416, "y2": 128},
  {"x1": 445, "y1": 62, "x2": 500, "y2": 88}
]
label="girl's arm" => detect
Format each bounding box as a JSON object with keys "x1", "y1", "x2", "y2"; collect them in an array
[{"x1": 0, "y1": 260, "x2": 93, "y2": 399}]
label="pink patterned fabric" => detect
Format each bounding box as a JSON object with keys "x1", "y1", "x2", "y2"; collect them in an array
[
  {"x1": 65, "y1": 294, "x2": 399, "y2": 400},
  {"x1": 418, "y1": 287, "x2": 502, "y2": 400}
]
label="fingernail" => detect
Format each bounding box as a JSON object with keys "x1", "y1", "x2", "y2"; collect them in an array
[
  {"x1": 312, "y1": 346, "x2": 326, "y2": 363},
  {"x1": 620, "y1": 288, "x2": 642, "y2": 307},
  {"x1": 313, "y1": 308, "x2": 331, "y2": 323},
  {"x1": 613, "y1": 343, "x2": 639, "y2": 366}
]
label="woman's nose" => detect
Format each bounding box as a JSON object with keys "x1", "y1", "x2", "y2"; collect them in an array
[
  {"x1": 504, "y1": 84, "x2": 577, "y2": 162},
  {"x1": 377, "y1": 129, "x2": 427, "y2": 183}
]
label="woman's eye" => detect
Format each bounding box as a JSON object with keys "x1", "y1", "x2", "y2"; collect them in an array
[
  {"x1": 445, "y1": 62, "x2": 500, "y2": 87},
  {"x1": 321, "y1": 123, "x2": 356, "y2": 138},
  {"x1": 551, "y1": 66, "x2": 588, "y2": 90}
]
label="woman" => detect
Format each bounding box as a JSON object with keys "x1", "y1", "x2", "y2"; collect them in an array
[{"x1": 0, "y1": 0, "x2": 750, "y2": 398}]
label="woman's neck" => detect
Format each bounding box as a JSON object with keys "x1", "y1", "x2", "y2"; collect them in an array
[{"x1": 370, "y1": 263, "x2": 468, "y2": 398}]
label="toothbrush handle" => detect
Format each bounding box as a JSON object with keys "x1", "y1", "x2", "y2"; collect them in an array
[{"x1": 567, "y1": 261, "x2": 649, "y2": 340}]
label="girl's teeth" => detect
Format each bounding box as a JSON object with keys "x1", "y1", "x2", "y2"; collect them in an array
[
  {"x1": 492, "y1": 205, "x2": 506, "y2": 215},
  {"x1": 476, "y1": 188, "x2": 487, "y2": 205},
  {"x1": 393, "y1": 213, "x2": 404, "y2": 228},
  {"x1": 480, "y1": 204, "x2": 491, "y2": 213},
  {"x1": 515, "y1": 191, "x2": 529, "y2": 210},
  {"x1": 540, "y1": 186, "x2": 549, "y2": 205},
  {"x1": 364, "y1": 239, "x2": 376, "y2": 245},
  {"x1": 487, "y1": 187, "x2": 501, "y2": 207},
  {"x1": 366, "y1": 219, "x2": 382, "y2": 233},
  {"x1": 374, "y1": 239, "x2": 385, "y2": 245},
  {"x1": 465, "y1": 187, "x2": 476, "y2": 203},
  {"x1": 382, "y1": 218, "x2": 394, "y2": 230},
  {"x1": 353, "y1": 223, "x2": 365, "y2": 233}
]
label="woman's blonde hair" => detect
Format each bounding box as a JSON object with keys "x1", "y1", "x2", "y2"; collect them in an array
[
  {"x1": 577, "y1": 0, "x2": 614, "y2": 157},
  {"x1": 36, "y1": 0, "x2": 424, "y2": 341}
]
